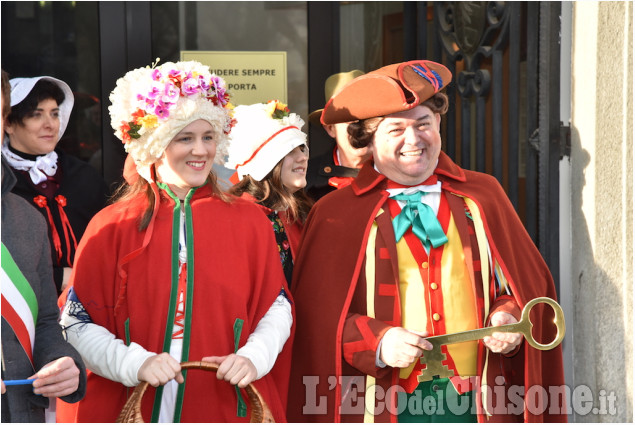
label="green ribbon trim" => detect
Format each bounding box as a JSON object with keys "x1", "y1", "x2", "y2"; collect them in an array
[
  {"x1": 233, "y1": 318, "x2": 247, "y2": 418},
  {"x1": 124, "y1": 318, "x2": 131, "y2": 399},
  {"x1": 124, "y1": 318, "x2": 131, "y2": 346},
  {"x1": 390, "y1": 192, "x2": 448, "y2": 251},
  {"x1": 173, "y1": 188, "x2": 197, "y2": 423},
  {"x1": 150, "y1": 182, "x2": 182, "y2": 423},
  {"x1": 149, "y1": 183, "x2": 205, "y2": 422}
]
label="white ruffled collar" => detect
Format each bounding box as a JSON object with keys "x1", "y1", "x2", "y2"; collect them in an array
[{"x1": 1, "y1": 140, "x2": 58, "y2": 184}]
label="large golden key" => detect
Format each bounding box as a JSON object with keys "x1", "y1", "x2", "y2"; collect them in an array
[{"x1": 417, "y1": 297, "x2": 565, "y2": 382}]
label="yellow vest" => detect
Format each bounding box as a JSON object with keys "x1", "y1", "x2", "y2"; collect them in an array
[{"x1": 397, "y1": 211, "x2": 479, "y2": 380}]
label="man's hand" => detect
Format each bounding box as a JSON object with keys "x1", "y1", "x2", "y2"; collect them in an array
[
  {"x1": 482, "y1": 311, "x2": 523, "y2": 354},
  {"x1": 379, "y1": 327, "x2": 432, "y2": 368},
  {"x1": 137, "y1": 353, "x2": 183, "y2": 387},
  {"x1": 30, "y1": 356, "x2": 80, "y2": 397},
  {"x1": 202, "y1": 354, "x2": 257, "y2": 388}
]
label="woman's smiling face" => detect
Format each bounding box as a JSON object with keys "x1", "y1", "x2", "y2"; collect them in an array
[
  {"x1": 280, "y1": 144, "x2": 309, "y2": 194},
  {"x1": 6, "y1": 98, "x2": 61, "y2": 155},
  {"x1": 155, "y1": 119, "x2": 217, "y2": 199}
]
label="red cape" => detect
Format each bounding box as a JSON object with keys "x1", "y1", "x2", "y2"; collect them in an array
[
  {"x1": 288, "y1": 152, "x2": 565, "y2": 422},
  {"x1": 57, "y1": 186, "x2": 293, "y2": 422}
]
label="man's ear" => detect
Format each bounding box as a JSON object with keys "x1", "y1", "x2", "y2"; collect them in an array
[{"x1": 323, "y1": 124, "x2": 336, "y2": 138}]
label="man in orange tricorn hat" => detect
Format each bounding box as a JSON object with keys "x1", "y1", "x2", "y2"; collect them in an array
[{"x1": 287, "y1": 60, "x2": 566, "y2": 422}]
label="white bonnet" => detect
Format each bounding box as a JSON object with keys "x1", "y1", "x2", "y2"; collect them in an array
[
  {"x1": 108, "y1": 60, "x2": 233, "y2": 181},
  {"x1": 9, "y1": 76, "x2": 74, "y2": 142},
  {"x1": 225, "y1": 101, "x2": 307, "y2": 181}
]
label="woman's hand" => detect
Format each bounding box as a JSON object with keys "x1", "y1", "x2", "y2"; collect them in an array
[
  {"x1": 30, "y1": 356, "x2": 80, "y2": 397},
  {"x1": 202, "y1": 354, "x2": 257, "y2": 388},
  {"x1": 137, "y1": 353, "x2": 183, "y2": 387},
  {"x1": 483, "y1": 311, "x2": 523, "y2": 354}
]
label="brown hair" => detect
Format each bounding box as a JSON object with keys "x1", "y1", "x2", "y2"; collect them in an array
[
  {"x1": 111, "y1": 168, "x2": 229, "y2": 231},
  {"x1": 347, "y1": 92, "x2": 449, "y2": 149},
  {"x1": 229, "y1": 159, "x2": 313, "y2": 224},
  {"x1": 1, "y1": 69, "x2": 10, "y2": 121}
]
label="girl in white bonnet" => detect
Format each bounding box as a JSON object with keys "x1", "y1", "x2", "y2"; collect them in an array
[
  {"x1": 58, "y1": 61, "x2": 293, "y2": 422},
  {"x1": 225, "y1": 100, "x2": 313, "y2": 288}
]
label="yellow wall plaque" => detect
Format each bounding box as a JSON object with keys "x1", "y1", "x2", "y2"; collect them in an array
[{"x1": 181, "y1": 51, "x2": 287, "y2": 106}]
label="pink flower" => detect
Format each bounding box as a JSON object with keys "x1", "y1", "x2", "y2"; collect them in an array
[
  {"x1": 198, "y1": 75, "x2": 211, "y2": 91},
  {"x1": 162, "y1": 83, "x2": 180, "y2": 103},
  {"x1": 152, "y1": 69, "x2": 162, "y2": 81},
  {"x1": 154, "y1": 101, "x2": 170, "y2": 119},
  {"x1": 146, "y1": 84, "x2": 162, "y2": 100},
  {"x1": 144, "y1": 100, "x2": 156, "y2": 115},
  {"x1": 210, "y1": 77, "x2": 227, "y2": 106},
  {"x1": 168, "y1": 70, "x2": 183, "y2": 88},
  {"x1": 182, "y1": 77, "x2": 200, "y2": 95}
]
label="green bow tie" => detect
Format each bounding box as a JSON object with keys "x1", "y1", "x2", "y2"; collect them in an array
[{"x1": 390, "y1": 192, "x2": 448, "y2": 251}]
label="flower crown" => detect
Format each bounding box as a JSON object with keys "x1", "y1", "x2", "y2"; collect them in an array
[
  {"x1": 109, "y1": 60, "x2": 234, "y2": 178},
  {"x1": 117, "y1": 60, "x2": 232, "y2": 144}
]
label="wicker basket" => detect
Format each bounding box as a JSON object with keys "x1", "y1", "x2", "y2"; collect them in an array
[{"x1": 116, "y1": 361, "x2": 274, "y2": 423}]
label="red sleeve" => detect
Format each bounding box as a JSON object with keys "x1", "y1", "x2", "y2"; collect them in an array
[
  {"x1": 487, "y1": 294, "x2": 521, "y2": 322},
  {"x1": 342, "y1": 313, "x2": 392, "y2": 377}
]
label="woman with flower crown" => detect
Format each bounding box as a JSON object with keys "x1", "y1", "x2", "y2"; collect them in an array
[
  {"x1": 224, "y1": 100, "x2": 313, "y2": 288},
  {"x1": 56, "y1": 61, "x2": 293, "y2": 422}
]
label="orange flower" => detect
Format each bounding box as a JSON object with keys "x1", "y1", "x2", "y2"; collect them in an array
[
  {"x1": 131, "y1": 109, "x2": 146, "y2": 123},
  {"x1": 121, "y1": 121, "x2": 131, "y2": 143}
]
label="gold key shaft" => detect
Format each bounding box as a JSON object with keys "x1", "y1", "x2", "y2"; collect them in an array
[{"x1": 417, "y1": 297, "x2": 565, "y2": 382}]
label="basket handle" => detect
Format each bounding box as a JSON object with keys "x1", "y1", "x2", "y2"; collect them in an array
[{"x1": 116, "y1": 360, "x2": 274, "y2": 423}]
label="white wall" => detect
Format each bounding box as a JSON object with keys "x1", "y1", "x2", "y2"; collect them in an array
[{"x1": 570, "y1": 1, "x2": 633, "y2": 422}]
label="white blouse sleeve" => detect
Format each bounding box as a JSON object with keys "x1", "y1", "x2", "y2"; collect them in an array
[
  {"x1": 236, "y1": 293, "x2": 292, "y2": 379},
  {"x1": 60, "y1": 297, "x2": 155, "y2": 387}
]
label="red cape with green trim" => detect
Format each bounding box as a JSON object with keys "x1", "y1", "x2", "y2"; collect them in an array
[
  {"x1": 57, "y1": 186, "x2": 293, "y2": 422},
  {"x1": 287, "y1": 152, "x2": 566, "y2": 422}
]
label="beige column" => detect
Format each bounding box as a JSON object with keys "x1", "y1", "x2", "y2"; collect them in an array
[{"x1": 570, "y1": 1, "x2": 633, "y2": 422}]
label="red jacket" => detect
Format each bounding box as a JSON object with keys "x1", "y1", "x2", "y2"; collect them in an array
[
  {"x1": 57, "y1": 185, "x2": 293, "y2": 422},
  {"x1": 288, "y1": 152, "x2": 565, "y2": 422}
]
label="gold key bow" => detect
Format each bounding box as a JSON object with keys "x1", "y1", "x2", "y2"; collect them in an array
[{"x1": 417, "y1": 297, "x2": 565, "y2": 382}]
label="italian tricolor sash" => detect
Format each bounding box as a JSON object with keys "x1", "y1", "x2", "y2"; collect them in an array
[{"x1": 1, "y1": 242, "x2": 38, "y2": 366}]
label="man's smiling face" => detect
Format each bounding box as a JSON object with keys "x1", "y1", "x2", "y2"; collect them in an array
[{"x1": 371, "y1": 104, "x2": 442, "y2": 185}]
